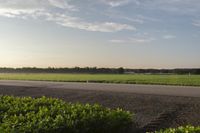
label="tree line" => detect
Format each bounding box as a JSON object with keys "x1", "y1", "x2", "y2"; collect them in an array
[
  {"x1": 0, "y1": 67, "x2": 125, "y2": 74},
  {"x1": 0, "y1": 67, "x2": 199, "y2": 74},
  {"x1": 126, "y1": 68, "x2": 200, "y2": 74}
]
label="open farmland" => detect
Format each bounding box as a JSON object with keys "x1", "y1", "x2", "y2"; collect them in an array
[{"x1": 0, "y1": 73, "x2": 200, "y2": 86}]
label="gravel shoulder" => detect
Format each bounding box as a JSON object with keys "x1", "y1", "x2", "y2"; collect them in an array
[{"x1": 0, "y1": 80, "x2": 200, "y2": 97}]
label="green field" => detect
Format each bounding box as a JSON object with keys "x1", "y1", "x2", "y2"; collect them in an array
[{"x1": 0, "y1": 73, "x2": 200, "y2": 86}]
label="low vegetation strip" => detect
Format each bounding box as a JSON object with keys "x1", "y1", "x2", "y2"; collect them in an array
[
  {"x1": 155, "y1": 126, "x2": 200, "y2": 133},
  {"x1": 0, "y1": 95, "x2": 133, "y2": 133},
  {"x1": 0, "y1": 73, "x2": 200, "y2": 86}
]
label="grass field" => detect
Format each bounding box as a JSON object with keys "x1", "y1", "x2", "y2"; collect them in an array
[{"x1": 0, "y1": 73, "x2": 200, "y2": 86}]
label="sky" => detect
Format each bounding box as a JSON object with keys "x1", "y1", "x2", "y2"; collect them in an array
[{"x1": 0, "y1": 0, "x2": 200, "y2": 69}]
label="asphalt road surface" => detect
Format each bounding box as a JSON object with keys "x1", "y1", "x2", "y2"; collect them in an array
[{"x1": 0, "y1": 80, "x2": 200, "y2": 97}]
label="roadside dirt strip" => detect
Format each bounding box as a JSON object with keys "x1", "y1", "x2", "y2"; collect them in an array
[
  {"x1": 0, "y1": 80, "x2": 200, "y2": 132},
  {"x1": 0, "y1": 80, "x2": 200, "y2": 97}
]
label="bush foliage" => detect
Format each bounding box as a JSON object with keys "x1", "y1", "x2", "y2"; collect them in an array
[
  {"x1": 156, "y1": 126, "x2": 200, "y2": 133},
  {"x1": 0, "y1": 95, "x2": 133, "y2": 133}
]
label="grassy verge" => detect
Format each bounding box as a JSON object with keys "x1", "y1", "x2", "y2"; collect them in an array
[
  {"x1": 0, "y1": 73, "x2": 200, "y2": 86},
  {"x1": 0, "y1": 95, "x2": 134, "y2": 133}
]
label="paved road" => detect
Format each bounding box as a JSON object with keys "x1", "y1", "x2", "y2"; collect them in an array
[{"x1": 0, "y1": 80, "x2": 200, "y2": 97}]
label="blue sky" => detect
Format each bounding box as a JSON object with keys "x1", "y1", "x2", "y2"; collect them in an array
[{"x1": 0, "y1": 0, "x2": 200, "y2": 68}]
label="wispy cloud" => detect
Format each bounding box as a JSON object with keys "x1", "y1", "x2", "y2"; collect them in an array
[
  {"x1": 123, "y1": 15, "x2": 160, "y2": 24},
  {"x1": 48, "y1": 0, "x2": 77, "y2": 11},
  {"x1": 0, "y1": 0, "x2": 77, "y2": 18},
  {"x1": 110, "y1": 35, "x2": 155, "y2": 44},
  {"x1": 110, "y1": 39, "x2": 126, "y2": 43},
  {"x1": 163, "y1": 35, "x2": 176, "y2": 39},
  {"x1": 0, "y1": 8, "x2": 41, "y2": 18},
  {"x1": 0, "y1": 0, "x2": 77, "y2": 11},
  {"x1": 0, "y1": 0, "x2": 135, "y2": 32},
  {"x1": 1, "y1": 0, "x2": 199, "y2": 33},
  {"x1": 100, "y1": 0, "x2": 200, "y2": 12},
  {"x1": 56, "y1": 15, "x2": 135, "y2": 32},
  {"x1": 138, "y1": 0, "x2": 200, "y2": 16},
  {"x1": 192, "y1": 20, "x2": 200, "y2": 27},
  {"x1": 100, "y1": 0, "x2": 131, "y2": 7}
]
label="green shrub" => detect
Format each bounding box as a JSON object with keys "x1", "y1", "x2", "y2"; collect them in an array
[
  {"x1": 0, "y1": 95, "x2": 133, "y2": 133},
  {"x1": 155, "y1": 126, "x2": 200, "y2": 133}
]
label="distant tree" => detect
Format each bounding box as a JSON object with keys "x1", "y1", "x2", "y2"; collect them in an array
[{"x1": 118, "y1": 67, "x2": 124, "y2": 74}]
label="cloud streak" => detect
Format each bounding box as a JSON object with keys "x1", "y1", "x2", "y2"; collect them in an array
[
  {"x1": 100, "y1": 0, "x2": 131, "y2": 7},
  {"x1": 55, "y1": 15, "x2": 135, "y2": 32},
  {"x1": 110, "y1": 36, "x2": 155, "y2": 44},
  {"x1": 0, "y1": 0, "x2": 134, "y2": 32},
  {"x1": 163, "y1": 35, "x2": 176, "y2": 39},
  {"x1": 193, "y1": 20, "x2": 200, "y2": 27},
  {"x1": 48, "y1": 0, "x2": 77, "y2": 11},
  {"x1": 137, "y1": 0, "x2": 200, "y2": 15}
]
